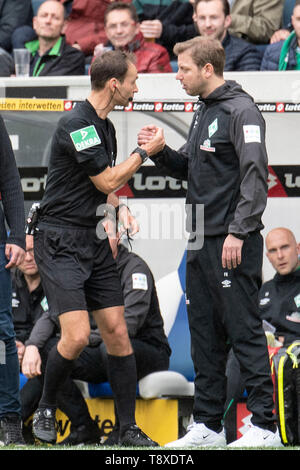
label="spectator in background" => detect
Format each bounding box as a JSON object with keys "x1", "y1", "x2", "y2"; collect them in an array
[
  {"x1": 229, "y1": 0, "x2": 285, "y2": 45},
  {"x1": 11, "y1": 234, "x2": 61, "y2": 443},
  {"x1": 13, "y1": 235, "x2": 49, "y2": 360},
  {"x1": 261, "y1": 0, "x2": 300, "y2": 70},
  {"x1": 15, "y1": 0, "x2": 85, "y2": 77},
  {"x1": 0, "y1": 0, "x2": 32, "y2": 76},
  {"x1": 13, "y1": 1, "x2": 133, "y2": 62},
  {"x1": 0, "y1": 0, "x2": 32, "y2": 53},
  {"x1": 63, "y1": 0, "x2": 131, "y2": 58},
  {"x1": 194, "y1": 0, "x2": 262, "y2": 71},
  {"x1": 93, "y1": 2, "x2": 172, "y2": 73},
  {"x1": 259, "y1": 227, "x2": 300, "y2": 346},
  {"x1": 269, "y1": 0, "x2": 295, "y2": 44},
  {"x1": 0, "y1": 49, "x2": 14, "y2": 77},
  {"x1": 135, "y1": 0, "x2": 196, "y2": 59},
  {"x1": 0, "y1": 116, "x2": 26, "y2": 446},
  {"x1": 225, "y1": 227, "x2": 300, "y2": 435}
]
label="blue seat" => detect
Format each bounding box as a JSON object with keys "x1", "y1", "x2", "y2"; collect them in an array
[
  {"x1": 89, "y1": 251, "x2": 195, "y2": 398},
  {"x1": 167, "y1": 251, "x2": 194, "y2": 382},
  {"x1": 20, "y1": 372, "x2": 28, "y2": 389}
]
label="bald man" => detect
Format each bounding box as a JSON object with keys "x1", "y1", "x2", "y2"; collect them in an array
[
  {"x1": 16, "y1": 0, "x2": 85, "y2": 76},
  {"x1": 225, "y1": 227, "x2": 300, "y2": 443},
  {"x1": 259, "y1": 227, "x2": 300, "y2": 346}
]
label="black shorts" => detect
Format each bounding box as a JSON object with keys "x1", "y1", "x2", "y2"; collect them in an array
[{"x1": 33, "y1": 222, "x2": 124, "y2": 315}]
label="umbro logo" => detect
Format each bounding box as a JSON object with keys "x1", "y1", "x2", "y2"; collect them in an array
[{"x1": 221, "y1": 280, "x2": 231, "y2": 288}]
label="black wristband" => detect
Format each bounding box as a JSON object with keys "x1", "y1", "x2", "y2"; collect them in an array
[{"x1": 132, "y1": 146, "x2": 148, "y2": 163}]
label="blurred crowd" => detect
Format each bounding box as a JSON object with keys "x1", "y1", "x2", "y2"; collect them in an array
[{"x1": 0, "y1": 0, "x2": 298, "y2": 77}]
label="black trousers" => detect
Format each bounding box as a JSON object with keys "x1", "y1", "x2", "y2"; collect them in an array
[{"x1": 186, "y1": 232, "x2": 275, "y2": 431}]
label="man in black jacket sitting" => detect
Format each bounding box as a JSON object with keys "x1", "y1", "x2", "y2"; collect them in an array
[
  {"x1": 194, "y1": 0, "x2": 262, "y2": 71},
  {"x1": 259, "y1": 227, "x2": 300, "y2": 346},
  {"x1": 225, "y1": 227, "x2": 300, "y2": 442},
  {"x1": 13, "y1": 0, "x2": 85, "y2": 77}
]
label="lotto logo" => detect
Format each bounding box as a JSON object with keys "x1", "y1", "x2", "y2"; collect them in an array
[
  {"x1": 154, "y1": 102, "x2": 163, "y2": 112},
  {"x1": 276, "y1": 103, "x2": 285, "y2": 113},
  {"x1": 64, "y1": 100, "x2": 72, "y2": 111},
  {"x1": 185, "y1": 102, "x2": 193, "y2": 112},
  {"x1": 124, "y1": 102, "x2": 133, "y2": 112}
]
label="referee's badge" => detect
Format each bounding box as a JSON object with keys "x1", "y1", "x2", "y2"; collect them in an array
[
  {"x1": 132, "y1": 273, "x2": 148, "y2": 290},
  {"x1": 70, "y1": 125, "x2": 101, "y2": 151}
]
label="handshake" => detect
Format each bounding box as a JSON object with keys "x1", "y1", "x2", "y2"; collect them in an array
[{"x1": 137, "y1": 125, "x2": 165, "y2": 157}]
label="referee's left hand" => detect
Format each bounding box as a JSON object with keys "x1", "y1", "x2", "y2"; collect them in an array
[
  {"x1": 118, "y1": 205, "x2": 139, "y2": 236},
  {"x1": 222, "y1": 234, "x2": 244, "y2": 269}
]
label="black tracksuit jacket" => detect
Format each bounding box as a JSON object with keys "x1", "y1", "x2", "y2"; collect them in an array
[
  {"x1": 259, "y1": 268, "x2": 300, "y2": 346},
  {"x1": 152, "y1": 80, "x2": 268, "y2": 239}
]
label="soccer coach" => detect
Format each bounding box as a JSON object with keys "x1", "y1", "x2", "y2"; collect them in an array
[
  {"x1": 32, "y1": 50, "x2": 163, "y2": 446},
  {"x1": 138, "y1": 36, "x2": 282, "y2": 448}
]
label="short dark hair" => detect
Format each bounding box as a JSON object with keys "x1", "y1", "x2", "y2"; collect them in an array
[
  {"x1": 194, "y1": 0, "x2": 230, "y2": 17},
  {"x1": 104, "y1": 2, "x2": 139, "y2": 25},
  {"x1": 173, "y1": 36, "x2": 225, "y2": 77},
  {"x1": 90, "y1": 50, "x2": 135, "y2": 90}
]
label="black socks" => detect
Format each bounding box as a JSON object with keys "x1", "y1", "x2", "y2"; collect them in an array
[
  {"x1": 107, "y1": 353, "x2": 137, "y2": 433},
  {"x1": 39, "y1": 345, "x2": 74, "y2": 409},
  {"x1": 39, "y1": 346, "x2": 139, "y2": 436}
]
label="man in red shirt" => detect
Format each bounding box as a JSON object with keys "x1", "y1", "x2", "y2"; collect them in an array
[{"x1": 93, "y1": 2, "x2": 172, "y2": 73}]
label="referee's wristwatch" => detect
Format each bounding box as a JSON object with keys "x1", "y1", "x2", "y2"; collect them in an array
[{"x1": 132, "y1": 146, "x2": 148, "y2": 163}]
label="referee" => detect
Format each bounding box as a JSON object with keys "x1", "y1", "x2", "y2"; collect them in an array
[{"x1": 32, "y1": 50, "x2": 162, "y2": 446}]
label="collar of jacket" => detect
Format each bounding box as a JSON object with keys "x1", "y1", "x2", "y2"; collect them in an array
[
  {"x1": 115, "y1": 243, "x2": 130, "y2": 270},
  {"x1": 278, "y1": 31, "x2": 298, "y2": 70},
  {"x1": 25, "y1": 35, "x2": 63, "y2": 57},
  {"x1": 274, "y1": 265, "x2": 300, "y2": 283},
  {"x1": 198, "y1": 80, "x2": 232, "y2": 105},
  {"x1": 221, "y1": 31, "x2": 231, "y2": 48},
  {"x1": 14, "y1": 268, "x2": 44, "y2": 297},
  {"x1": 108, "y1": 31, "x2": 145, "y2": 53}
]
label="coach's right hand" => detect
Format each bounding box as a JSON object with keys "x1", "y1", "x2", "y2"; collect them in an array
[{"x1": 138, "y1": 126, "x2": 165, "y2": 156}]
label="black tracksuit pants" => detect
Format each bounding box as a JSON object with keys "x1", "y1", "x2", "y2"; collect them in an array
[{"x1": 186, "y1": 232, "x2": 275, "y2": 432}]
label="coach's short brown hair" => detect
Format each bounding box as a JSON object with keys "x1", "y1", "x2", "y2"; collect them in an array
[{"x1": 173, "y1": 36, "x2": 225, "y2": 76}]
